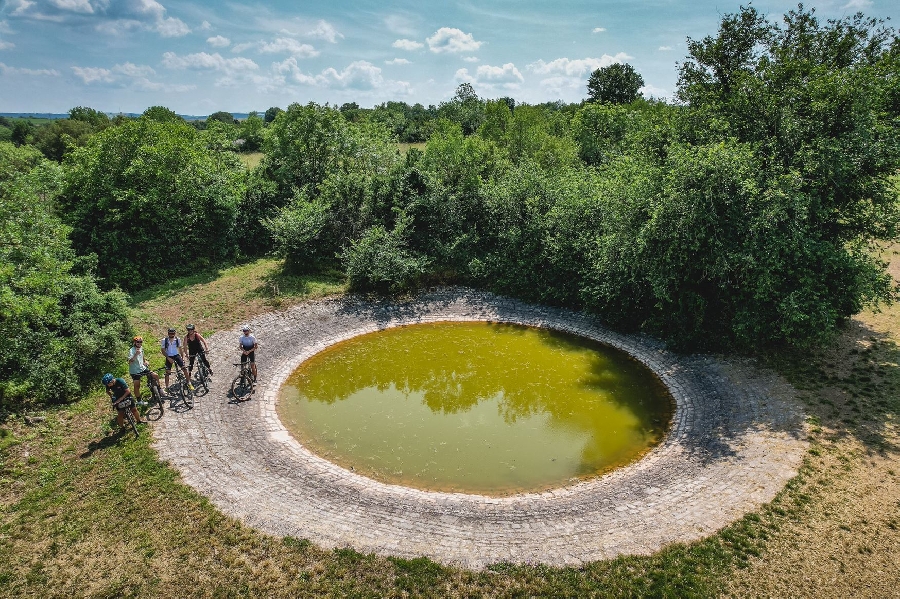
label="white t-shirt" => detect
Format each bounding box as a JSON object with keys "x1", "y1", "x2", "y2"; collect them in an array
[
  {"x1": 239, "y1": 334, "x2": 257, "y2": 351},
  {"x1": 161, "y1": 335, "x2": 181, "y2": 357},
  {"x1": 128, "y1": 346, "x2": 146, "y2": 375}
]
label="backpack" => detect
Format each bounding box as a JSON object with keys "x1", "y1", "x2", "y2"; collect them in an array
[{"x1": 163, "y1": 337, "x2": 180, "y2": 350}]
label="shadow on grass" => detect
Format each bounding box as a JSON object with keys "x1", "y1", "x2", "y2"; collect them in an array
[
  {"x1": 128, "y1": 267, "x2": 228, "y2": 304},
  {"x1": 762, "y1": 320, "x2": 900, "y2": 456},
  {"x1": 249, "y1": 266, "x2": 345, "y2": 304},
  {"x1": 80, "y1": 424, "x2": 135, "y2": 458}
]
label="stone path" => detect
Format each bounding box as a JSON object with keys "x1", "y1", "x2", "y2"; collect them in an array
[{"x1": 153, "y1": 288, "x2": 807, "y2": 569}]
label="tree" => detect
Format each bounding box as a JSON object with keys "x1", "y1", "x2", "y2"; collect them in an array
[
  {"x1": 142, "y1": 106, "x2": 184, "y2": 123},
  {"x1": 59, "y1": 119, "x2": 245, "y2": 290},
  {"x1": 0, "y1": 143, "x2": 131, "y2": 405},
  {"x1": 207, "y1": 111, "x2": 236, "y2": 124},
  {"x1": 68, "y1": 106, "x2": 110, "y2": 128},
  {"x1": 239, "y1": 112, "x2": 265, "y2": 152},
  {"x1": 586, "y1": 63, "x2": 644, "y2": 104},
  {"x1": 264, "y1": 106, "x2": 283, "y2": 123},
  {"x1": 32, "y1": 118, "x2": 95, "y2": 162}
]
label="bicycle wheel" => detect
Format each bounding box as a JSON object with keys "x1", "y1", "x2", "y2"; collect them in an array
[
  {"x1": 195, "y1": 361, "x2": 209, "y2": 393},
  {"x1": 149, "y1": 379, "x2": 164, "y2": 417},
  {"x1": 123, "y1": 405, "x2": 139, "y2": 439},
  {"x1": 231, "y1": 373, "x2": 250, "y2": 400}
]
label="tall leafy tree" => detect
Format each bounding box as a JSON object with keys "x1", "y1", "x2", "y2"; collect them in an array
[
  {"x1": 0, "y1": 142, "x2": 130, "y2": 405},
  {"x1": 59, "y1": 119, "x2": 244, "y2": 290},
  {"x1": 586, "y1": 63, "x2": 644, "y2": 104}
]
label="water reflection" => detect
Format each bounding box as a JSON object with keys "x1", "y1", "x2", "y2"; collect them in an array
[{"x1": 279, "y1": 322, "x2": 673, "y2": 494}]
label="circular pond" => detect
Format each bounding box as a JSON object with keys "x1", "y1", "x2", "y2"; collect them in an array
[{"x1": 277, "y1": 321, "x2": 674, "y2": 495}]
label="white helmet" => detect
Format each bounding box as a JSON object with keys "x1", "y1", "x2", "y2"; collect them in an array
[{"x1": 241, "y1": 324, "x2": 251, "y2": 332}]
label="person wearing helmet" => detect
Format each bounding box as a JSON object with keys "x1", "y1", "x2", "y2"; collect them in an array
[
  {"x1": 239, "y1": 325, "x2": 258, "y2": 382},
  {"x1": 161, "y1": 328, "x2": 193, "y2": 391},
  {"x1": 128, "y1": 336, "x2": 160, "y2": 400},
  {"x1": 102, "y1": 373, "x2": 144, "y2": 428},
  {"x1": 185, "y1": 324, "x2": 213, "y2": 377}
]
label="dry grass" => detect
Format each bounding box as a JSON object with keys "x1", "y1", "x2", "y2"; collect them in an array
[
  {"x1": 2, "y1": 253, "x2": 899, "y2": 597},
  {"x1": 237, "y1": 152, "x2": 264, "y2": 170}
]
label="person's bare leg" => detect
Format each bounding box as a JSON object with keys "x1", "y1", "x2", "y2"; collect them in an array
[{"x1": 133, "y1": 378, "x2": 141, "y2": 400}]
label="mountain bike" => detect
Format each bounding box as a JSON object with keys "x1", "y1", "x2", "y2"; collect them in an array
[
  {"x1": 189, "y1": 351, "x2": 211, "y2": 394},
  {"x1": 167, "y1": 357, "x2": 195, "y2": 409},
  {"x1": 134, "y1": 368, "x2": 165, "y2": 420},
  {"x1": 114, "y1": 396, "x2": 140, "y2": 439},
  {"x1": 230, "y1": 361, "x2": 255, "y2": 400}
]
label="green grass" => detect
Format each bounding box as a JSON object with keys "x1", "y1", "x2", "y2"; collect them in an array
[
  {"x1": 237, "y1": 152, "x2": 264, "y2": 170},
  {"x1": 2, "y1": 255, "x2": 899, "y2": 597}
]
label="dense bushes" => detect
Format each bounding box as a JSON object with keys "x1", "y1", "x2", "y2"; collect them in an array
[
  {"x1": 58, "y1": 118, "x2": 245, "y2": 291},
  {"x1": 0, "y1": 143, "x2": 130, "y2": 405}
]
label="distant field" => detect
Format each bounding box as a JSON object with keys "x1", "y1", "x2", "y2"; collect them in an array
[
  {"x1": 398, "y1": 142, "x2": 427, "y2": 155},
  {"x1": 238, "y1": 152, "x2": 264, "y2": 169}
]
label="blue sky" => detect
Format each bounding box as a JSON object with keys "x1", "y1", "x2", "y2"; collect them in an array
[{"x1": 0, "y1": 0, "x2": 895, "y2": 115}]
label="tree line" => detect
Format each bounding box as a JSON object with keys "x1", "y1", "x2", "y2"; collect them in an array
[{"x1": 3, "y1": 5, "x2": 899, "y2": 406}]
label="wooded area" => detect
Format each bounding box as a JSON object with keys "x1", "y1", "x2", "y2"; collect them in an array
[{"x1": 2, "y1": 6, "x2": 899, "y2": 405}]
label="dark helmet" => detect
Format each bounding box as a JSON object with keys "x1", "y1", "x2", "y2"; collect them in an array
[
  {"x1": 186, "y1": 324, "x2": 195, "y2": 331},
  {"x1": 167, "y1": 328, "x2": 176, "y2": 334},
  {"x1": 102, "y1": 373, "x2": 114, "y2": 385}
]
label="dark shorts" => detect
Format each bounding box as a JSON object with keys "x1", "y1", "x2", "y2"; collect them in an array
[
  {"x1": 240, "y1": 351, "x2": 256, "y2": 363},
  {"x1": 165, "y1": 354, "x2": 184, "y2": 370},
  {"x1": 131, "y1": 368, "x2": 153, "y2": 381}
]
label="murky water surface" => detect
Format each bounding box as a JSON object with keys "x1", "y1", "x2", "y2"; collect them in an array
[{"x1": 278, "y1": 322, "x2": 673, "y2": 495}]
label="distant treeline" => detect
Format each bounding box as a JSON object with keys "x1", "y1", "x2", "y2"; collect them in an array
[{"x1": 2, "y1": 5, "x2": 899, "y2": 406}]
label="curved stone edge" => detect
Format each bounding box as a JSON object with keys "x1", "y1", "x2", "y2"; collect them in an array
[{"x1": 152, "y1": 288, "x2": 808, "y2": 569}]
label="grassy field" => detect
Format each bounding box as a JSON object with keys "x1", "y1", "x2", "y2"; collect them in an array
[
  {"x1": 1, "y1": 255, "x2": 898, "y2": 597},
  {"x1": 237, "y1": 152, "x2": 264, "y2": 170}
]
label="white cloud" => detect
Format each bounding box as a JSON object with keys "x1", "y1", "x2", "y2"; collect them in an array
[
  {"x1": 640, "y1": 84, "x2": 668, "y2": 99},
  {"x1": 113, "y1": 61, "x2": 155, "y2": 77},
  {"x1": 463, "y1": 56, "x2": 478, "y2": 63},
  {"x1": 476, "y1": 62, "x2": 523, "y2": 83},
  {"x1": 592, "y1": 27, "x2": 606, "y2": 33},
  {"x1": 318, "y1": 60, "x2": 384, "y2": 90},
  {"x1": 456, "y1": 62, "x2": 523, "y2": 89},
  {"x1": 308, "y1": 19, "x2": 342, "y2": 43},
  {"x1": 384, "y1": 14, "x2": 416, "y2": 36},
  {"x1": 0, "y1": 61, "x2": 59, "y2": 75},
  {"x1": 231, "y1": 42, "x2": 255, "y2": 53},
  {"x1": 8, "y1": 0, "x2": 191, "y2": 37},
  {"x1": 527, "y1": 54, "x2": 632, "y2": 77},
  {"x1": 71, "y1": 65, "x2": 114, "y2": 82},
  {"x1": 162, "y1": 51, "x2": 259, "y2": 72},
  {"x1": 392, "y1": 38, "x2": 422, "y2": 51},
  {"x1": 207, "y1": 35, "x2": 230, "y2": 47},
  {"x1": 198, "y1": 20, "x2": 211, "y2": 30},
  {"x1": 0, "y1": 21, "x2": 13, "y2": 34},
  {"x1": 258, "y1": 38, "x2": 318, "y2": 57},
  {"x1": 385, "y1": 58, "x2": 410, "y2": 65},
  {"x1": 48, "y1": 0, "x2": 93, "y2": 13},
  {"x1": 271, "y1": 58, "x2": 411, "y2": 94},
  {"x1": 156, "y1": 16, "x2": 189, "y2": 37},
  {"x1": 658, "y1": 46, "x2": 671, "y2": 51},
  {"x1": 427, "y1": 27, "x2": 482, "y2": 54},
  {"x1": 843, "y1": 0, "x2": 872, "y2": 7}
]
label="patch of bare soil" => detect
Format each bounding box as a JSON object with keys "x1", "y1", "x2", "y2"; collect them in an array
[{"x1": 723, "y1": 247, "x2": 900, "y2": 598}]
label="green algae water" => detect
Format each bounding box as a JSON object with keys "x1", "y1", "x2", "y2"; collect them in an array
[{"x1": 277, "y1": 322, "x2": 673, "y2": 495}]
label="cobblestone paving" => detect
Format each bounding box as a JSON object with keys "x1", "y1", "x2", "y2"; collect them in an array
[{"x1": 153, "y1": 288, "x2": 808, "y2": 569}]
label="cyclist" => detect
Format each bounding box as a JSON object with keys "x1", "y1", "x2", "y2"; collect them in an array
[
  {"x1": 185, "y1": 324, "x2": 213, "y2": 377},
  {"x1": 127, "y1": 336, "x2": 160, "y2": 400},
  {"x1": 239, "y1": 325, "x2": 258, "y2": 381},
  {"x1": 102, "y1": 373, "x2": 144, "y2": 428},
  {"x1": 161, "y1": 328, "x2": 193, "y2": 391}
]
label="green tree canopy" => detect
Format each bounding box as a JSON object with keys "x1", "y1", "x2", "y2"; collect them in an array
[
  {"x1": 0, "y1": 142, "x2": 130, "y2": 405},
  {"x1": 59, "y1": 119, "x2": 245, "y2": 290},
  {"x1": 587, "y1": 63, "x2": 645, "y2": 104}
]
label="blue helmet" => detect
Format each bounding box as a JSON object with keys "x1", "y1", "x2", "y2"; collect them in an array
[{"x1": 102, "y1": 373, "x2": 114, "y2": 385}]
